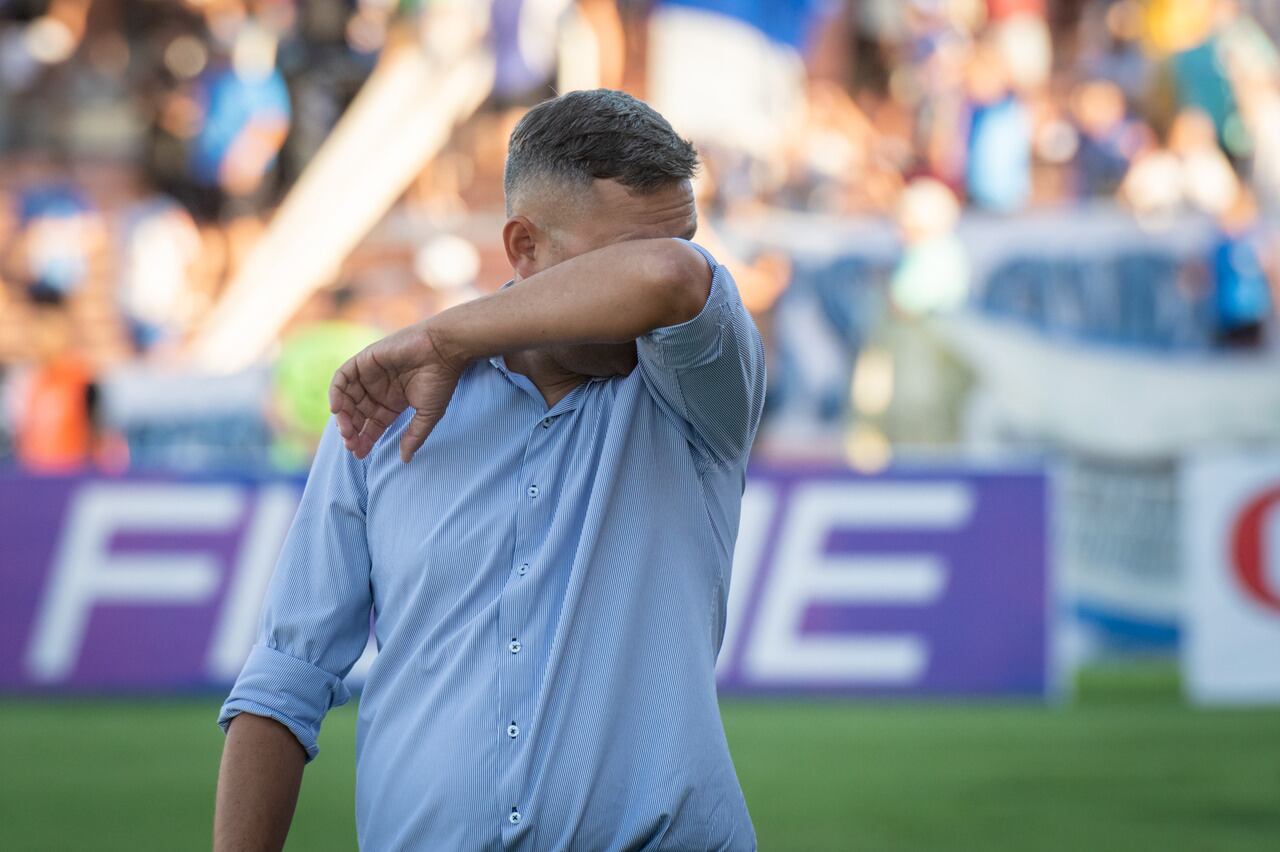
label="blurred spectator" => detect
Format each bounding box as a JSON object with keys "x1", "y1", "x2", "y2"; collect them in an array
[
  {"x1": 1071, "y1": 79, "x2": 1146, "y2": 198},
  {"x1": 1077, "y1": 0, "x2": 1150, "y2": 102},
  {"x1": 1121, "y1": 109, "x2": 1240, "y2": 223},
  {"x1": 6, "y1": 181, "x2": 101, "y2": 305},
  {"x1": 854, "y1": 176, "x2": 973, "y2": 455},
  {"x1": 1146, "y1": 0, "x2": 1248, "y2": 157},
  {"x1": 892, "y1": 177, "x2": 968, "y2": 315},
  {"x1": 1169, "y1": 108, "x2": 1239, "y2": 215},
  {"x1": 146, "y1": 19, "x2": 291, "y2": 221},
  {"x1": 988, "y1": 4, "x2": 1051, "y2": 95},
  {"x1": 12, "y1": 338, "x2": 93, "y2": 472},
  {"x1": 963, "y1": 42, "x2": 1032, "y2": 213},
  {"x1": 1120, "y1": 146, "x2": 1183, "y2": 224},
  {"x1": 1220, "y1": 6, "x2": 1280, "y2": 211},
  {"x1": 116, "y1": 195, "x2": 203, "y2": 353},
  {"x1": 1209, "y1": 187, "x2": 1274, "y2": 348},
  {"x1": 189, "y1": 25, "x2": 291, "y2": 207}
]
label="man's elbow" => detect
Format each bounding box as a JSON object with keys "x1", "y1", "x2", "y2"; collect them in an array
[{"x1": 652, "y1": 240, "x2": 713, "y2": 327}]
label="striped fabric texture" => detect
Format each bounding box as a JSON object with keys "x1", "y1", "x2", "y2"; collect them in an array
[{"x1": 219, "y1": 240, "x2": 766, "y2": 850}]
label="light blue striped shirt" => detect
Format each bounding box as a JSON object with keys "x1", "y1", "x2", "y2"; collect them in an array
[{"x1": 219, "y1": 241, "x2": 765, "y2": 850}]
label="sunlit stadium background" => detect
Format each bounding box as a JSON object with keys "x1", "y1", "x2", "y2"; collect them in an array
[{"x1": 2, "y1": 1, "x2": 1279, "y2": 850}]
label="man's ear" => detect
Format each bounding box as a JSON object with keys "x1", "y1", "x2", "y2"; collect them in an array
[{"x1": 502, "y1": 216, "x2": 542, "y2": 280}]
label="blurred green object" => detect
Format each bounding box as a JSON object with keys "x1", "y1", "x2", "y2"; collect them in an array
[
  {"x1": 1, "y1": 668, "x2": 1277, "y2": 851},
  {"x1": 271, "y1": 321, "x2": 381, "y2": 468}
]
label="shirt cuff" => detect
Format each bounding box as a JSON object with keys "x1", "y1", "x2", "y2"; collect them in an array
[
  {"x1": 639, "y1": 241, "x2": 729, "y2": 370},
  {"x1": 217, "y1": 644, "x2": 352, "y2": 763}
]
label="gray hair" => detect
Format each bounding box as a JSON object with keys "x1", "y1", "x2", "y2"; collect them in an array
[{"x1": 503, "y1": 89, "x2": 698, "y2": 215}]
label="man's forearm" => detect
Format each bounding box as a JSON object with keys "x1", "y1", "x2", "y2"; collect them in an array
[
  {"x1": 214, "y1": 713, "x2": 306, "y2": 852},
  {"x1": 429, "y1": 238, "x2": 710, "y2": 365}
]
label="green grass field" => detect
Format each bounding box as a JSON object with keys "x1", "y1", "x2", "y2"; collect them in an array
[{"x1": 1, "y1": 668, "x2": 1277, "y2": 851}]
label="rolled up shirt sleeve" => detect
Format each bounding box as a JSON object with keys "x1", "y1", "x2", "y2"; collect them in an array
[
  {"x1": 636, "y1": 239, "x2": 767, "y2": 470},
  {"x1": 217, "y1": 418, "x2": 374, "y2": 762}
]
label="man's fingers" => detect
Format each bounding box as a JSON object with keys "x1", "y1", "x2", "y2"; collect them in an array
[
  {"x1": 331, "y1": 337, "x2": 450, "y2": 461},
  {"x1": 330, "y1": 356, "x2": 379, "y2": 417},
  {"x1": 336, "y1": 409, "x2": 356, "y2": 442},
  {"x1": 331, "y1": 351, "x2": 410, "y2": 457},
  {"x1": 329, "y1": 358, "x2": 361, "y2": 414},
  {"x1": 352, "y1": 431, "x2": 375, "y2": 460},
  {"x1": 346, "y1": 411, "x2": 370, "y2": 452},
  {"x1": 399, "y1": 409, "x2": 441, "y2": 463},
  {"x1": 358, "y1": 415, "x2": 390, "y2": 452},
  {"x1": 354, "y1": 396, "x2": 400, "y2": 434},
  {"x1": 330, "y1": 371, "x2": 367, "y2": 444},
  {"x1": 329, "y1": 362, "x2": 346, "y2": 415}
]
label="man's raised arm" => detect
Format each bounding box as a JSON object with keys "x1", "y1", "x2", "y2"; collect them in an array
[{"x1": 330, "y1": 238, "x2": 712, "y2": 461}]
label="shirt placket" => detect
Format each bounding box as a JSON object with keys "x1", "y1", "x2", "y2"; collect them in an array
[{"x1": 497, "y1": 409, "x2": 564, "y2": 842}]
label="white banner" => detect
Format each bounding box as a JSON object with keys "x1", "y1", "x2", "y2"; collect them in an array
[
  {"x1": 938, "y1": 314, "x2": 1280, "y2": 460},
  {"x1": 1182, "y1": 455, "x2": 1280, "y2": 705}
]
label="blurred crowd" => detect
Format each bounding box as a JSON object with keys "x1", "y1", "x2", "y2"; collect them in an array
[{"x1": 1, "y1": 0, "x2": 1278, "y2": 472}]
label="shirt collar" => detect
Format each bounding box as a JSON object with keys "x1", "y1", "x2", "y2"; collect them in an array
[
  {"x1": 483, "y1": 279, "x2": 609, "y2": 415},
  {"x1": 486, "y1": 355, "x2": 605, "y2": 416}
]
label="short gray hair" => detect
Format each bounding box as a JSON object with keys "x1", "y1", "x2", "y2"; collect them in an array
[{"x1": 504, "y1": 89, "x2": 698, "y2": 215}]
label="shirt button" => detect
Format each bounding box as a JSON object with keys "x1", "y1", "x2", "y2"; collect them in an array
[
  {"x1": 541, "y1": 417, "x2": 552, "y2": 429},
  {"x1": 509, "y1": 639, "x2": 522, "y2": 654},
  {"x1": 509, "y1": 809, "x2": 522, "y2": 825},
  {"x1": 507, "y1": 722, "x2": 520, "y2": 738},
  {"x1": 517, "y1": 563, "x2": 528, "y2": 576},
  {"x1": 527, "y1": 485, "x2": 539, "y2": 499}
]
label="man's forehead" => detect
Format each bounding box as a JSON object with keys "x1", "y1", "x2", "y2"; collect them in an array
[
  {"x1": 582, "y1": 179, "x2": 697, "y2": 238},
  {"x1": 512, "y1": 177, "x2": 697, "y2": 241}
]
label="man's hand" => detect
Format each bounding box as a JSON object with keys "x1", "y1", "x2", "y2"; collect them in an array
[{"x1": 329, "y1": 322, "x2": 462, "y2": 462}]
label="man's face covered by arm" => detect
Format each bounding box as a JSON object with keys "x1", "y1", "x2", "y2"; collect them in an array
[{"x1": 505, "y1": 177, "x2": 699, "y2": 378}]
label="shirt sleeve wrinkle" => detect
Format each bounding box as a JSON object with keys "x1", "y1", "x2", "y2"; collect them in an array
[
  {"x1": 217, "y1": 418, "x2": 373, "y2": 762},
  {"x1": 637, "y1": 240, "x2": 767, "y2": 470}
]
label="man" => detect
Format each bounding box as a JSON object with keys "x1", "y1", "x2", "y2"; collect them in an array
[{"x1": 215, "y1": 89, "x2": 765, "y2": 851}]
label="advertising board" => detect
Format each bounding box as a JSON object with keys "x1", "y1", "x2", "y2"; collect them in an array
[
  {"x1": 1183, "y1": 457, "x2": 1280, "y2": 705},
  {"x1": 0, "y1": 466, "x2": 1049, "y2": 696}
]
